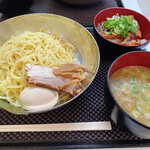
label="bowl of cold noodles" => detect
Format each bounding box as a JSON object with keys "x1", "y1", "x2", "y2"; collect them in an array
[
  {"x1": 94, "y1": 8, "x2": 150, "y2": 57},
  {"x1": 105, "y1": 51, "x2": 150, "y2": 139},
  {"x1": 0, "y1": 13, "x2": 100, "y2": 114}
]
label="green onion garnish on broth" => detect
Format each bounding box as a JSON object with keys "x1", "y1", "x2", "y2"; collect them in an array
[{"x1": 103, "y1": 14, "x2": 138, "y2": 39}]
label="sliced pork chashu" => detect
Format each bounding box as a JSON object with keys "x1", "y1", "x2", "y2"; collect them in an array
[{"x1": 25, "y1": 64, "x2": 84, "y2": 96}]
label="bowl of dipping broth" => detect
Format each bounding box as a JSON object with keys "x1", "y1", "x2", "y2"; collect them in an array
[
  {"x1": 94, "y1": 8, "x2": 150, "y2": 58},
  {"x1": 105, "y1": 51, "x2": 150, "y2": 139}
]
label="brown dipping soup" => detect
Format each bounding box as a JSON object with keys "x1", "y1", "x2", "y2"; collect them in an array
[{"x1": 110, "y1": 66, "x2": 150, "y2": 126}]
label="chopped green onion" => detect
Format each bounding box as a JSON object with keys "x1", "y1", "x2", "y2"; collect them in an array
[
  {"x1": 130, "y1": 76, "x2": 135, "y2": 84},
  {"x1": 136, "y1": 101, "x2": 144, "y2": 113},
  {"x1": 103, "y1": 14, "x2": 138, "y2": 39}
]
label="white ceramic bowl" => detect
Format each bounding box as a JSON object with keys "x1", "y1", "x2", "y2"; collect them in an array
[{"x1": 59, "y1": 0, "x2": 99, "y2": 5}]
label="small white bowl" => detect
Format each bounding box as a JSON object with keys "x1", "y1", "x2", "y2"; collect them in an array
[{"x1": 59, "y1": 0, "x2": 99, "y2": 5}]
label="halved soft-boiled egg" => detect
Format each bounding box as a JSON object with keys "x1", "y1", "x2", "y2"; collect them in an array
[{"x1": 19, "y1": 85, "x2": 58, "y2": 111}]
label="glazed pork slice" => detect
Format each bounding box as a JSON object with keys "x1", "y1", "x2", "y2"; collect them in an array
[
  {"x1": 53, "y1": 63, "x2": 94, "y2": 76},
  {"x1": 25, "y1": 64, "x2": 81, "y2": 96}
]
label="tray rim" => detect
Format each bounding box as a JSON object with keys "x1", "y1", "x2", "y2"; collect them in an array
[{"x1": 0, "y1": 0, "x2": 150, "y2": 148}]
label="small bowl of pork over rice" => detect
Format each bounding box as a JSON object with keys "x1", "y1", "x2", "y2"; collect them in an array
[
  {"x1": 0, "y1": 14, "x2": 100, "y2": 114},
  {"x1": 94, "y1": 7, "x2": 150, "y2": 58}
]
